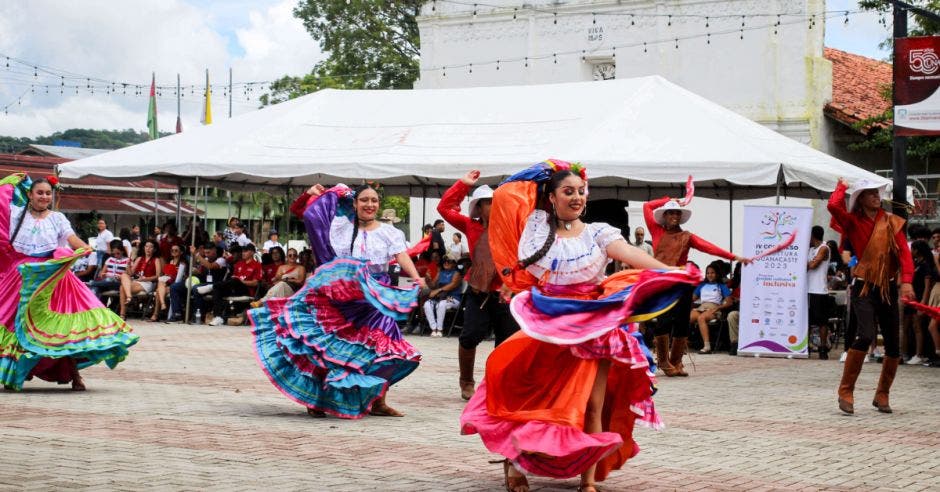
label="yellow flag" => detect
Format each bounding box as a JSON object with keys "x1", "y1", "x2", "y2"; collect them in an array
[{"x1": 201, "y1": 69, "x2": 212, "y2": 125}]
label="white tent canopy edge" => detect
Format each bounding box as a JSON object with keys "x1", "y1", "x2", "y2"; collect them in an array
[{"x1": 58, "y1": 76, "x2": 888, "y2": 200}]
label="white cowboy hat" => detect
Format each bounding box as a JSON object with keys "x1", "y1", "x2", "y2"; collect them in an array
[
  {"x1": 379, "y1": 209, "x2": 402, "y2": 223},
  {"x1": 846, "y1": 179, "x2": 889, "y2": 212},
  {"x1": 468, "y1": 185, "x2": 494, "y2": 219},
  {"x1": 653, "y1": 200, "x2": 692, "y2": 225}
]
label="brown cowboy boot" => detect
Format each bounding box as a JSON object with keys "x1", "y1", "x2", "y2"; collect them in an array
[
  {"x1": 69, "y1": 358, "x2": 86, "y2": 391},
  {"x1": 458, "y1": 345, "x2": 476, "y2": 400},
  {"x1": 654, "y1": 335, "x2": 679, "y2": 377},
  {"x1": 669, "y1": 337, "x2": 689, "y2": 377},
  {"x1": 838, "y1": 348, "x2": 866, "y2": 414},
  {"x1": 872, "y1": 356, "x2": 900, "y2": 413}
]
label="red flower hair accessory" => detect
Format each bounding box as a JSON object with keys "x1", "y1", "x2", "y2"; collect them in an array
[{"x1": 46, "y1": 175, "x2": 62, "y2": 190}]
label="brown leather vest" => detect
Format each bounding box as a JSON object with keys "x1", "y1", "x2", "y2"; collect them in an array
[
  {"x1": 854, "y1": 212, "x2": 905, "y2": 300},
  {"x1": 654, "y1": 230, "x2": 691, "y2": 267}
]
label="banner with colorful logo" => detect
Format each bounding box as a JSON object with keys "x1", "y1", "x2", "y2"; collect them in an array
[
  {"x1": 895, "y1": 36, "x2": 940, "y2": 136},
  {"x1": 737, "y1": 206, "x2": 813, "y2": 358}
]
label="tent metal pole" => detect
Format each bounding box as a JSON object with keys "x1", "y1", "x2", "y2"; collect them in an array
[
  {"x1": 154, "y1": 184, "x2": 159, "y2": 235},
  {"x1": 175, "y1": 184, "x2": 182, "y2": 231},
  {"x1": 184, "y1": 177, "x2": 199, "y2": 324},
  {"x1": 775, "y1": 179, "x2": 781, "y2": 205},
  {"x1": 728, "y1": 187, "x2": 734, "y2": 252},
  {"x1": 227, "y1": 190, "x2": 232, "y2": 222}
]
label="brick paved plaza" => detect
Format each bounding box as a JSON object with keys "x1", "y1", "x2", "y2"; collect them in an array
[{"x1": 2, "y1": 322, "x2": 939, "y2": 491}]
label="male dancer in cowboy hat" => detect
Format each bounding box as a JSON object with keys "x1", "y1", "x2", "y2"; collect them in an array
[
  {"x1": 438, "y1": 170, "x2": 519, "y2": 400},
  {"x1": 644, "y1": 196, "x2": 749, "y2": 376},
  {"x1": 829, "y1": 178, "x2": 913, "y2": 414}
]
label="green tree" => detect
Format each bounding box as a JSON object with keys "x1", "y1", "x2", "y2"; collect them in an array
[
  {"x1": 852, "y1": 1, "x2": 940, "y2": 159},
  {"x1": 260, "y1": 0, "x2": 422, "y2": 106},
  {"x1": 0, "y1": 128, "x2": 157, "y2": 153}
]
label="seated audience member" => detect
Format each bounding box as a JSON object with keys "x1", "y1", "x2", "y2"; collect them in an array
[
  {"x1": 89, "y1": 240, "x2": 130, "y2": 296},
  {"x1": 423, "y1": 257, "x2": 463, "y2": 337},
  {"x1": 261, "y1": 246, "x2": 286, "y2": 290},
  {"x1": 231, "y1": 221, "x2": 252, "y2": 247},
  {"x1": 690, "y1": 264, "x2": 732, "y2": 354},
  {"x1": 159, "y1": 221, "x2": 184, "y2": 262},
  {"x1": 252, "y1": 248, "x2": 305, "y2": 307},
  {"x1": 71, "y1": 248, "x2": 98, "y2": 282},
  {"x1": 168, "y1": 243, "x2": 228, "y2": 323},
  {"x1": 119, "y1": 240, "x2": 164, "y2": 319},
  {"x1": 151, "y1": 244, "x2": 187, "y2": 322},
  {"x1": 262, "y1": 230, "x2": 283, "y2": 254},
  {"x1": 213, "y1": 231, "x2": 226, "y2": 250},
  {"x1": 209, "y1": 243, "x2": 262, "y2": 326},
  {"x1": 446, "y1": 232, "x2": 469, "y2": 262}
]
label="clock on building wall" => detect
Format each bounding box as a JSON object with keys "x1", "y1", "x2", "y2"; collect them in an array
[{"x1": 592, "y1": 63, "x2": 616, "y2": 80}]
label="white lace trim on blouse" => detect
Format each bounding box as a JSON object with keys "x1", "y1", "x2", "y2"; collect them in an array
[{"x1": 518, "y1": 209, "x2": 623, "y2": 285}]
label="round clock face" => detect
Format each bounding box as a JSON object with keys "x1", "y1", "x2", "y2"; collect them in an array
[{"x1": 593, "y1": 63, "x2": 616, "y2": 80}]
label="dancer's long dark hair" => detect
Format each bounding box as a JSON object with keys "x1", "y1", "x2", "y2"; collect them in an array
[
  {"x1": 12, "y1": 178, "x2": 53, "y2": 244},
  {"x1": 348, "y1": 183, "x2": 382, "y2": 255},
  {"x1": 516, "y1": 170, "x2": 581, "y2": 269}
]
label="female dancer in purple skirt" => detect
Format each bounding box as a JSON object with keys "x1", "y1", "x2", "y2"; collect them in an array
[{"x1": 249, "y1": 182, "x2": 424, "y2": 418}]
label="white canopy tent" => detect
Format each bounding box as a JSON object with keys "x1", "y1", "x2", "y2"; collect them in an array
[{"x1": 59, "y1": 75, "x2": 888, "y2": 200}]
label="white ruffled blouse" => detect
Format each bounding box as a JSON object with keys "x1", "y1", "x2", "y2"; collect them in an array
[
  {"x1": 329, "y1": 217, "x2": 408, "y2": 272},
  {"x1": 10, "y1": 206, "x2": 74, "y2": 256},
  {"x1": 518, "y1": 209, "x2": 623, "y2": 285}
]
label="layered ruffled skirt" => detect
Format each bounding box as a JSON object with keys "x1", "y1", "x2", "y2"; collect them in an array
[
  {"x1": 249, "y1": 257, "x2": 421, "y2": 419},
  {"x1": 0, "y1": 178, "x2": 138, "y2": 390},
  {"x1": 460, "y1": 268, "x2": 699, "y2": 481}
]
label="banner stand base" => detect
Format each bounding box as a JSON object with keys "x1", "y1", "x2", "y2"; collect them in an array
[{"x1": 739, "y1": 351, "x2": 809, "y2": 359}]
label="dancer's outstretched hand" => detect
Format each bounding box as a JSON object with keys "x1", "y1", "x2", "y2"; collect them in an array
[
  {"x1": 306, "y1": 184, "x2": 326, "y2": 197},
  {"x1": 460, "y1": 170, "x2": 481, "y2": 186}
]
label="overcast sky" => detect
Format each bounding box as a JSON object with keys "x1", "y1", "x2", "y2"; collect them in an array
[{"x1": 0, "y1": 0, "x2": 890, "y2": 139}]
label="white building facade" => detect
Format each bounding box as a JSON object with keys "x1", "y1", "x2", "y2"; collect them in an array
[{"x1": 410, "y1": 0, "x2": 834, "y2": 261}]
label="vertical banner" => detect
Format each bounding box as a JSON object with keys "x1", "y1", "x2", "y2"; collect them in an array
[
  {"x1": 738, "y1": 206, "x2": 813, "y2": 358},
  {"x1": 894, "y1": 36, "x2": 940, "y2": 136}
]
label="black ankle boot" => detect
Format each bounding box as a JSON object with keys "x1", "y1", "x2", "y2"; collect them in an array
[{"x1": 728, "y1": 342, "x2": 738, "y2": 356}]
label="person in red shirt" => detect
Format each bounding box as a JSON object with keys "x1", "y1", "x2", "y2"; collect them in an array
[
  {"x1": 158, "y1": 221, "x2": 184, "y2": 262},
  {"x1": 438, "y1": 169, "x2": 519, "y2": 400},
  {"x1": 644, "y1": 196, "x2": 749, "y2": 377},
  {"x1": 209, "y1": 243, "x2": 262, "y2": 326},
  {"x1": 829, "y1": 178, "x2": 914, "y2": 415}
]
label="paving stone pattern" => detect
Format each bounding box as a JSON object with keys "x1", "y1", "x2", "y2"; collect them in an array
[{"x1": 2, "y1": 323, "x2": 939, "y2": 491}]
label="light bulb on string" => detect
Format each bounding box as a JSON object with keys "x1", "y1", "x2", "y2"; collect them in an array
[
  {"x1": 554, "y1": 12, "x2": 557, "y2": 25},
  {"x1": 643, "y1": 42, "x2": 647, "y2": 53},
  {"x1": 4, "y1": 57, "x2": 8, "y2": 68},
  {"x1": 512, "y1": 8, "x2": 517, "y2": 20},
  {"x1": 469, "y1": 63, "x2": 473, "y2": 74},
  {"x1": 33, "y1": 66, "x2": 37, "y2": 77},
  {"x1": 668, "y1": 15, "x2": 671, "y2": 27},
  {"x1": 593, "y1": 13, "x2": 596, "y2": 25},
  {"x1": 707, "y1": 33, "x2": 711, "y2": 44},
  {"x1": 581, "y1": 50, "x2": 586, "y2": 63},
  {"x1": 844, "y1": 11, "x2": 849, "y2": 24},
  {"x1": 741, "y1": 15, "x2": 745, "y2": 27},
  {"x1": 631, "y1": 15, "x2": 635, "y2": 26},
  {"x1": 705, "y1": 16, "x2": 709, "y2": 28},
  {"x1": 553, "y1": 53, "x2": 557, "y2": 64},
  {"x1": 496, "y1": 60, "x2": 500, "y2": 70},
  {"x1": 524, "y1": 57, "x2": 528, "y2": 68},
  {"x1": 675, "y1": 38, "x2": 679, "y2": 49},
  {"x1": 612, "y1": 47, "x2": 616, "y2": 59},
  {"x1": 472, "y1": 4, "x2": 476, "y2": 18},
  {"x1": 740, "y1": 29, "x2": 744, "y2": 40},
  {"x1": 431, "y1": 0, "x2": 435, "y2": 12}
]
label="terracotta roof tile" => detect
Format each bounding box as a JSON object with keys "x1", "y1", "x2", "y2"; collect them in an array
[{"x1": 823, "y1": 47, "x2": 892, "y2": 132}]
